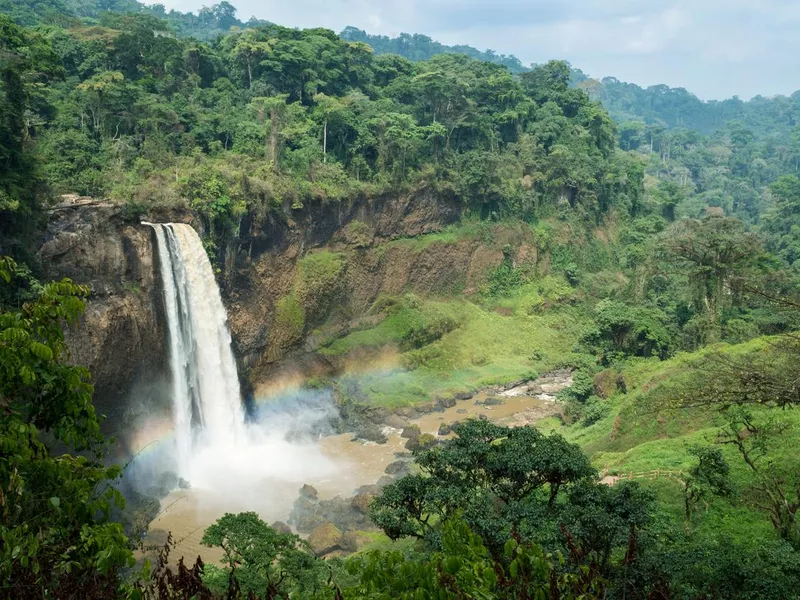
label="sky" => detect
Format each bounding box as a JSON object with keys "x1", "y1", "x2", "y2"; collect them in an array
[{"x1": 153, "y1": 0, "x2": 800, "y2": 100}]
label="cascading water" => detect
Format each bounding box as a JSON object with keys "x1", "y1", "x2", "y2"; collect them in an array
[{"x1": 145, "y1": 222, "x2": 244, "y2": 479}]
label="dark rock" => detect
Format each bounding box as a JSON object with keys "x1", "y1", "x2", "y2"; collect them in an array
[
  {"x1": 355, "y1": 484, "x2": 381, "y2": 496},
  {"x1": 436, "y1": 396, "x2": 457, "y2": 409},
  {"x1": 438, "y1": 421, "x2": 459, "y2": 436},
  {"x1": 384, "y1": 414, "x2": 407, "y2": 429},
  {"x1": 482, "y1": 396, "x2": 505, "y2": 406},
  {"x1": 177, "y1": 477, "x2": 191, "y2": 490},
  {"x1": 384, "y1": 460, "x2": 411, "y2": 477},
  {"x1": 456, "y1": 408, "x2": 468, "y2": 414},
  {"x1": 271, "y1": 521, "x2": 292, "y2": 534},
  {"x1": 300, "y1": 484, "x2": 319, "y2": 501},
  {"x1": 290, "y1": 496, "x2": 324, "y2": 533},
  {"x1": 478, "y1": 414, "x2": 488, "y2": 421},
  {"x1": 352, "y1": 423, "x2": 388, "y2": 444},
  {"x1": 454, "y1": 391, "x2": 474, "y2": 401},
  {"x1": 406, "y1": 432, "x2": 437, "y2": 451},
  {"x1": 351, "y1": 492, "x2": 374, "y2": 514},
  {"x1": 376, "y1": 475, "x2": 395, "y2": 488},
  {"x1": 401, "y1": 424, "x2": 421, "y2": 440},
  {"x1": 308, "y1": 522, "x2": 342, "y2": 556},
  {"x1": 340, "y1": 531, "x2": 371, "y2": 553}
]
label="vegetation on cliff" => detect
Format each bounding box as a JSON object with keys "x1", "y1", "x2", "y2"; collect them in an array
[{"x1": 3, "y1": 1, "x2": 800, "y2": 598}]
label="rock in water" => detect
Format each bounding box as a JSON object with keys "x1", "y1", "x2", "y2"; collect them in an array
[
  {"x1": 300, "y1": 484, "x2": 319, "y2": 500},
  {"x1": 384, "y1": 460, "x2": 411, "y2": 477},
  {"x1": 401, "y1": 424, "x2": 421, "y2": 440},
  {"x1": 351, "y1": 492, "x2": 375, "y2": 515}
]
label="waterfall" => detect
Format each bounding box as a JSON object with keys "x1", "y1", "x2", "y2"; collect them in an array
[{"x1": 146, "y1": 222, "x2": 244, "y2": 478}]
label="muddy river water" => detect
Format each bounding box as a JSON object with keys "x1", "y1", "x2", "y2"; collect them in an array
[{"x1": 146, "y1": 387, "x2": 562, "y2": 563}]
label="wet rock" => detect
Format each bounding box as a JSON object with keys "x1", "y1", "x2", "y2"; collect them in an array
[
  {"x1": 454, "y1": 391, "x2": 474, "y2": 401},
  {"x1": 456, "y1": 408, "x2": 468, "y2": 414},
  {"x1": 290, "y1": 496, "x2": 324, "y2": 533},
  {"x1": 177, "y1": 477, "x2": 191, "y2": 490},
  {"x1": 355, "y1": 484, "x2": 381, "y2": 496},
  {"x1": 271, "y1": 521, "x2": 292, "y2": 534},
  {"x1": 438, "y1": 421, "x2": 460, "y2": 436},
  {"x1": 478, "y1": 414, "x2": 488, "y2": 421},
  {"x1": 436, "y1": 396, "x2": 457, "y2": 409},
  {"x1": 384, "y1": 460, "x2": 411, "y2": 477},
  {"x1": 352, "y1": 423, "x2": 388, "y2": 444},
  {"x1": 300, "y1": 484, "x2": 319, "y2": 501},
  {"x1": 482, "y1": 397, "x2": 505, "y2": 406},
  {"x1": 406, "y1": 433, "x2": 437, "y2": 451},
  {"x1": 416, "y1": 402, "x2": 437, "y2": 414},
  {"x1": 384, "y1": 414, "x2": 407, "y2": 429},
  {"x1": 401, "y1": 425, "x2": 421, "y2": 440},
  {"x1": 376, "y1": 475, "x2": 395, "y2": 488},
  {"x1": 340, "y1": 531, "x2": 372, "y2": 553},
  {"x1": 308, "y1": 522, "x2": 342, "y2": 556},
  {"x1": 351, "y1": 492, "x2": 375, "y2": 515}
]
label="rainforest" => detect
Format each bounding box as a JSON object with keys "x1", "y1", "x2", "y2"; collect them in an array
[{"x1": 3, "y1": 1, "x2": 800, "y2": 598}]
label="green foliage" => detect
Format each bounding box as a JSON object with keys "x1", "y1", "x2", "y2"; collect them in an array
[
  {"x1": 274, "y1": 294, "x2": 305, "y2": 346},
  {"x1": 0, "y1": 256, "x2": 134, "y2": 595},
  {"x1": 201, "y1": 512, "x2": 331, "y2": 598},
  {"x1": 371, "y1": 421, "x2": 598, "y2": 549},
  {"x1": 582, "y1": 299, "x2": 671, "y2": 363},
  {"x1": 347, "y1": 518, "x2": 602, "y2": 599},
  {"x1": 683, "y1": 444, "x2": 734, "y2": 524},
  {"x1": 486, "y1": 259, "x2": 526, "y2": 297}
]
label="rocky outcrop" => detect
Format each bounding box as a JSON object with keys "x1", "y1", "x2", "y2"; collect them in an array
[
  {"x1": 222, "y1": 186, "x2": 484, "y2": 388},
  {"x1": 38, "y1": 201, "x2": 171, "y2": 437},
  {"x1": 38, "y1": 187, "x2": 511, "y2": 418}
]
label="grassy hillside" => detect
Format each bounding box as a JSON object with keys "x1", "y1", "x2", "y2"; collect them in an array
[{"x1": 550, "y1": 336, "x2": 800, "y2": 546}]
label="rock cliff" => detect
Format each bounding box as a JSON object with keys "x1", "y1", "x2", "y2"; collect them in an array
[
  {"x1": 38, "y1": 187, "x2": 491, "y2": 412},
  {"x1": 38, "y1": 200, "x2": 169, "y2": 434}
]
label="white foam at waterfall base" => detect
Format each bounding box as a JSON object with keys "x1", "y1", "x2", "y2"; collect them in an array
[{"x1": 144, "y1": 222, "x2": 341, "y2": 508}]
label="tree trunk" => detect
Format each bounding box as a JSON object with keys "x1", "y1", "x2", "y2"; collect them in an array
[
  {"x1": 323, "y1": 118, "x2": 327, "y2": 164},
  {"x1": 269, "y1": 108, "x2": 279, "y2": 172}
]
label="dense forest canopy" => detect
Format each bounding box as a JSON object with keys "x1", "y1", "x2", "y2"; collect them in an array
[{"x1": 4, "y1": 0, "x2": 800, "y2": 598}]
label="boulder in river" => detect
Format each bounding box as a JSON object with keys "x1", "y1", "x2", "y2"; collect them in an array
[
  {"x1": 351, "y1": 491, "x2": 375, "y2": 515},
  {"x1": 300, "y1": 484, "x2": 319, "y2": 500},
  {"x1": 384, "y1": 460, "x2": 411, "y2": 477},
  {"x1": 401, "y1": 424, "x2": 421, "y2": 440}
]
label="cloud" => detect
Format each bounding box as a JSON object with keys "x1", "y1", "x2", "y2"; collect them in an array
[{"x1": 152, "y1": 0, "x2": 800, "y2": 100}]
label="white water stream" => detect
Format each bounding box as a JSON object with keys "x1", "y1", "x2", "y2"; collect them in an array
[{"x1": 146, "y1": 223, "x2": 245, "y2": 478}]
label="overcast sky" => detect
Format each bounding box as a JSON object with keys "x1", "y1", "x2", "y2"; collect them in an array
[{"x1": 154, "y1": 0, "x2": 800, "y2": 100}]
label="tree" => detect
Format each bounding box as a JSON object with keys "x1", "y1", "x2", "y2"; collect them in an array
[
  {"x1": 0, "y1": 257, "x2": 134, "y2": 597},
  {"x1": 656, "y1": 216, "x2": 766, "y2": 323},
  {"x1": 763, "y1": 175, "x2": 800, "y2": 269},
  {"x1": 371, "y1": 421, "x2": 596, "y2": 552},
  {"x1": 0, "y1": 16, "x2": 60, "y2": 257},
  {"x1": 718, "y1": 408, "x2": 800, "y2": 548},
  {"x1": 582, "y1": 299, "x2": 671, "y2": 363},
  {"x1": 249, "y1": 95, "x2": 289, "y2": 170},
  {"x1": 348, "y1": 518, "x2": 603, "y2": 599},
  {"x1": 683, "y1": 445, "x2": 734, "y2": 525},
  {"x1": 201, "y1": 512, "x2": 331, "y2": 598}
]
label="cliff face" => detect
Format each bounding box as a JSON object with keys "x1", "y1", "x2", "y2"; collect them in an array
[
  {"x1": 219, "y1": 187, "x2": 505, "y2": 390},
  {"x1": 38, "y1": 187, "x2": 480, "y2": 410},
  {"x1": 38, "y1": 201, "x2": 169, "y2": 431}
]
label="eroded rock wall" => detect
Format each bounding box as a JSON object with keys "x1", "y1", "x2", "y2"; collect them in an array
[
  {"x1": 38, "y1": 202, "x2": 169, "y2": 433},
  {"x1": 39, "y1": 187, "x2": 490, "y2": 409}
]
